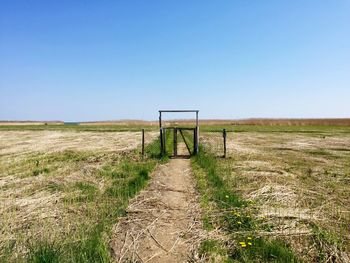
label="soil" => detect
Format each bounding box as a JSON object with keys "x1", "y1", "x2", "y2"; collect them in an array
[{"x1": 111, "y1": 144, "x2": 201, "y2": 262}]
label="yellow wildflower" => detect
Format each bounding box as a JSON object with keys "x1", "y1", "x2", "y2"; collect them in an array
[
  {"x1": 247, "y1": 237, "x2": 252, "y2": 240},
  {"x1": 237, "y1": 221, "x2": 242, "y2": 224},
  {"x1": 248, "y1": 242, "x2": 252, "y2": 246}
]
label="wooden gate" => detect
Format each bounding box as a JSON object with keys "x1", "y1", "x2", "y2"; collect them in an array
[{"x1": 159, "y1": 110, "x2": 199, "y2": 157}]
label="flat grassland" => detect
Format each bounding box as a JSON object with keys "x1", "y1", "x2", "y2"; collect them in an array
[
  {"x1": 0, "y1": 129, "x2": 158, "y2": 262},
  {"x1": 199, "y1": 126, "x2": 350, "y2": 262},
  {"x1": 0, "y1": 123, "x2": 349, "y2": 262}
]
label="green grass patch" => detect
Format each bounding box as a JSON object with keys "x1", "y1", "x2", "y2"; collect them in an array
[
  {"x1": 27, "y1": 241, "x2": 61, "y2": 263},
  {"x1": 104, "y1": 162, "x2": 152, "y2": 199},
  {"x1": 311, "y1": 224, "x2": 344, "y2": 262},
  {"x1": 231, "y1": 237, "x2": 300, "y2": 263},
  {"x1": 14, "y1": 137, "x2": 166, "y2": 263},
  {"x1": 27, "y1": 223, "x2": 110, "y2": 263},
  {"x1": 32, "y1": 167, "x2": 50, "y2": 176},
  {"x1": 192, "y1": 146, "x2": 300, "y2": 262},
  {"x1": 199, "y1": 239, "x2": 229, "y2": 260},
  {"x1": 73, "y1": 182, "x2": 98, "y2": 202}
]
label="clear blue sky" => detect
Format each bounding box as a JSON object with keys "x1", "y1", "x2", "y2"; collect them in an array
[{"x1": 1, "y1": 1, "x2": 349, "y2": 121}]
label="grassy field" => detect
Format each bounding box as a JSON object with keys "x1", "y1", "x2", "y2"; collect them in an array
[
  {"x1": 1, "y1": 124, "x2": 349, "y2": 262},
  {"x1": 0, "y1": 124, "x2": 156, "y2": 132},
  {"x1": 0, "y1": 129, "x2": 162, "y2": 262},
  {"x1": 193, "y1": 127, "x2": 350, "y2": 262},
  {"x1": 1, "y1": 122, "x2": 350, "y2": 134}
]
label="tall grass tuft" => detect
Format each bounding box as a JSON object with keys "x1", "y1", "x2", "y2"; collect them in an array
[{"x1": 27, "y1": 241, "x2": 61, "y2": 263}]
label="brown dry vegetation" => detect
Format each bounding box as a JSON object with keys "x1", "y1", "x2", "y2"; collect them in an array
[
  {"x1": 0, "y1": 131, "x2": 156, "y2": 157},
  {"x1": 0, "y1": 121, "x2": 63, "y2": 126},
  {"x1": 90, "y1": 118, "x2": 350, "y2": 126},
  {"x1": 2, "y1": 118, "x2": 350, "y2": 127},
  {"x1": 202, "y1": 131, "x2": 350, "y2": 262},
  {"x1": 1, "y1": 125, "x2": 350, "y2": 262},
  {"x1": 0, "y1": 130, "x2": 158, "y2": 261},
  {"x1": 200, "y1": 118, "x2": 350, "y2": 126}
]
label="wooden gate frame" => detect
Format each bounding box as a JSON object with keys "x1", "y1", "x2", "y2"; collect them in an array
[{"x1": 159, "y1": 110, "x2": 199, "y2": 157}]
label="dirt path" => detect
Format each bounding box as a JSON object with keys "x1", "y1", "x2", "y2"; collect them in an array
[{"x1": 111, "y1": 145, "x2": 201, "y2": 262}]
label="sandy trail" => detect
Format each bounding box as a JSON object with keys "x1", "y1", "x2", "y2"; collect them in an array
[{"x1": 111, "y1": 143, "x2": 200, "y2": 263}]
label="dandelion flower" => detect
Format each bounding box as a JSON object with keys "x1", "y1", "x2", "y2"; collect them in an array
[
  {"x1": 237, "y1": 221, "x2": 242, "y2": 224},
  {"x1": 241, "y1": 244, "x2": 247, "y2": 247},
  {"x1": 248, "y1": 242, "x2": 252, "y2": 246},
  {"x1": 247, "y1": 237, "x2": 252, "y2": 240},
  {"x1": 239, "y1": 242, "x2": 246, "y2": 245}
]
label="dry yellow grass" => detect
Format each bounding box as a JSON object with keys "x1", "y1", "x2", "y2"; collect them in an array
[
  {"x1": 0, "y1": 130, "x2": 158, "y2": 260},
  {"x1": 202, "y1": 131, "x2": 350, "y2": 262},
  {"x1": 0, "y1": 130, "x2": 157, "y2": 157}
]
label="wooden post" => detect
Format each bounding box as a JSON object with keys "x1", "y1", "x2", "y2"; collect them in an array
[
  {"x1": 141, "y1": 129, "x2": 145, "y2": 157},
  {"x1": 163, "y1": 128, "x2": 166, "y2": 155},
  {"x1": 160, "y1": 128, "x2": 164, "y2": 156},
  {"x1": 173, "y1": 128, "x2": 177, "y2": 157},
  {"x1": 159, "y1": 111, "x2": 162, "y2": 128},
  {"x1": 193, "y1": 129, "x2": 196, "y2": 155},
  {"x1": 223, "y1": 129, "x2": 227, "y2": 158},
  {"x1": 159, "y1": 111, "x2": 163, "y2": 156},
  {"x1": 195, "y1": 111, "x2": 199, "y2": 154}
]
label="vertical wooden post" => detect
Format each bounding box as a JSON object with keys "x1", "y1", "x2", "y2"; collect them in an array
[
  {"x1": 163, "y1": 128, "x2": 167, "y2": 155},
  {"x1": 195, "y1": 111, "x2": 199, "y2": 154},
  {"x1": 141, "y1": 129, "x2": 145, "y2": 157},
  {"x1": 173, "y1": 128, "x2": 177, "y2": 157},
  {"x1": 159, "y1": 111, "x2": 162, "y2": 128},
  {"x1": 193, "y1": 129, "x2": 197, "y2": 155},
  {"x1": 160, "y1": 128, "x2": 164, "y2": 156},
  {"x1": 159, "y1": 111, "x2": 163, "y2": 156},
  {"x1": 223, "y1": 129, "x2": 227, "y2": 158}
]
